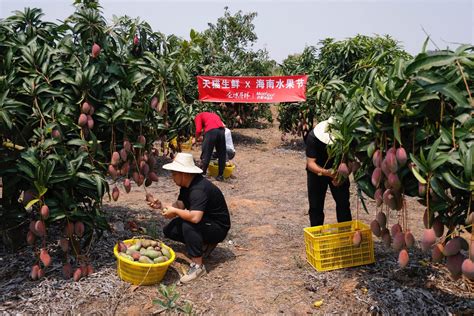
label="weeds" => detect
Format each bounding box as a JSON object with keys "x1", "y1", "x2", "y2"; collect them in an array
[{"x1": 152, "y1": 284, "x2": 193, "y2": 315}]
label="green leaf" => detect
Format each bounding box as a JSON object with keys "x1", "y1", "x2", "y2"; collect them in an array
[
  {"x1": 67, "y1": 139, "x2": 88, "y2": 147},
  {"x1": 26, "y1": 198, "x2": 40, "y2": 209},
  {"x1": 410, "y1": 153, "x2": 428, "y2": 175},
  {"x1": 0, "y1": 110, "x2": 13, "y2": 129},
  {"x1": 94, "y1": 174, "x2": 105, "y2": 197},
  {"x1": 16, "y1": 163, "x2": 34, "y2": 178},
  {"x1": 411, "y1": 166, "x2": 427, "y2": 184},
  {"x1": 112, "y1": 109, "x2": 125, "y2": 122},
  {"x1": 49, "y1": 213, "x2": 66, "y2": 221},
  {"x1": 406, "y1": 54, "x2": 457, "y2": 74},
  {"x1": 38, "y1": 186, "x2": 48, "y2": 197},
  {"x1": 441, "y1": 171, "x2": 468, "y2": 191},
  {"x1": 465, "y1": 144, "x2": 473, "y2": 180},
  {"x1": 158, "y1": 86, "x2": 165, "y2": 112},
  {"x1": 437, "y1": 84, "x2": 469, "y2": 107},
  {"x1": 430, "y1": 154, "x2": 450, "y2": 171},
  {"x1": 421, "y1": 37, "x2": 429, "y2": 53},
  {"x1": 393, "y1": 116, "x2": 401, "y2": 145},
  {"x1": 430, "y1": 177, "x2": 450, "y2": 202},
  {"x1": 427, "y1": 138, "x2": 441, "y2": 165}
]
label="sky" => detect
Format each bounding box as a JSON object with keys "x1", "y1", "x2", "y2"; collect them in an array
[{"x1": 0, "y1": 0, "x2": 473, "y2": 63}]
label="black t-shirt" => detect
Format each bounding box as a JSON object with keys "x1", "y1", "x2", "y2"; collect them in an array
[
  {"x1": 178, "y1": 175, "x2": 231, "y2": 229},
  {"x1": 305, "y1": 129, "x2": 334, "y2": 169}
]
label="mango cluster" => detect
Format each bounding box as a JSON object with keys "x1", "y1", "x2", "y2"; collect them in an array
[
  {"x1": 108, "y1": 137, "x2": 159, "y2": 201},
  {"x1": 371, "y1": 146, "x2": 407, "y2": 211},
  {"x1": 370, "y1": 211, "x2": 415, "y2": 268},
  {"x1": 421, "y1": 212, "x2": 474, "y2": 281}
]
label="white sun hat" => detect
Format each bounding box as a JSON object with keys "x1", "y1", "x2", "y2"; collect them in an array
[
  {"x1": 163, "y1": 153, "x2": 203, "y2": 174},
  {"x1": 313, "y1": 117, "x2": 335, "y2": 145}
]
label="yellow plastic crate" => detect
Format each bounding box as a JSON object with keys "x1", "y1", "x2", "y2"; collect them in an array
[
  {"x1": 304, "y1": 220, "x2": 374, "y2": 272},
  {"x1": 113, "y1": 239, "x2": 175, "y2": 285},
  {"x1": 208, "y1": 161, "x2": 235, "y2": 179}
]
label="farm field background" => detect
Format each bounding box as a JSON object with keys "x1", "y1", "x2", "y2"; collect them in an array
[{"x1": 1, "y1": 110, "x2": 473, "y2": 314}]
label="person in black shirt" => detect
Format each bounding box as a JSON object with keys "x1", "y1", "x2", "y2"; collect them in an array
[
  {"x1": 306, "y1": 118, "x2": 351, "y2": 227},
  {"x1": 148, "y1": 153, "x2": 230, "y2": 283}
]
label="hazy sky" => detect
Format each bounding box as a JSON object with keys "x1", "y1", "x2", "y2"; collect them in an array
[{"x1": 1, "y1": 0, "x2": 473, "y2": 62}]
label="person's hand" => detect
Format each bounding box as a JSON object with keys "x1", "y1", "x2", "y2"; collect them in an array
[
  {"x1": 323, "y1": 168, "x2": 336, "y2": 179},
  {"x1": 161, "y1": 206, "x2": 178, "y2": 219},
  {"x1": 147, "y1": 198, "x2": 163, "y2": 210},
  {"x1": 197, "y1": 136, "x2": 203, "y2": 143},
  {"x1": 191, "y1": 137, "x2": 196, "y2": 145}
]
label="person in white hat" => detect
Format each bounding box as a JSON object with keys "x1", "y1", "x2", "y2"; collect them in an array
[
  {"x1": 305, "y1": 118, "x2": 352, "y2": 227},
  {"x1": 148, "y1": 153, "x2": 231, "y2": 283}
]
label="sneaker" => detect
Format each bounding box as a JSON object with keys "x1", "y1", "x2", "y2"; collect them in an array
[
  {"x1": 215, "y1": 175, "x2": 224, "y2": 182},
  {"x1": 202, "y1": 243, "x2": 218, "y2": 259},
  {"x1": 180, "y1": 263, "x2": 206, "y2": 283}
]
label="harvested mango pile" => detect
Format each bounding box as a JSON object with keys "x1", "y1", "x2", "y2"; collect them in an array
[{"x1": 117, "y1": 239, "x2": 171, "y2": 264}]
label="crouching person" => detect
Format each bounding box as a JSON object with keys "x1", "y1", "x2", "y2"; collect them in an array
[{"x1": 149, "y1": 153, "x2": 231, "y2": 283}]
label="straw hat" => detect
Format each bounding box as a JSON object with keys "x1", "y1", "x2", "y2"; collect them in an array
[
  {"x1": 163, "y1": 153, "x2": 203, "y2": 174},
  {"x1": 313, "y1": 117, "x2": 335, "y2": 145}
]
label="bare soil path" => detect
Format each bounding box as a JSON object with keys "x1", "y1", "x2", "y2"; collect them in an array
[{"x1": 1, "y1": 111, "x2": 473, "y2": 314}]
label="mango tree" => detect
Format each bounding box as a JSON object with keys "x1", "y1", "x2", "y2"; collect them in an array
[
  {"x1": 278, "y1": 35, "x2": 408, "y2": 139},
  {"x1": 328, "y1": 42, "x2": 474, "y2": 279},
  {"x1": 0, "y1": 1, "x2": 201, "y2": 281}
]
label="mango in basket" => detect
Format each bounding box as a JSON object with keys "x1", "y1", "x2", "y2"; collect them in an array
[
  {"x1": 118, "y1": 241, "x2": 128, "y2": 252},
  {"x1": 131, "y1": 252, "x2": 141, "y2": 261},
  {"x1": 118, "y1": 239, "x2": 172, "y2": 264},
  {"x1": 119, "y1": 253, "x2": 134, "y2": 262},
  {"x1": 145, "y1": 249, "x2": 161, "y2": 259},
  {"x1": 139, "y1": 256, "x2": 154, "y2": 264},
  {"x1": 161, "y1": 247, "x2": 171, "y2": 258},
  {"x1": 154, "y1": 256, "x2": 168, "y2": 263}
]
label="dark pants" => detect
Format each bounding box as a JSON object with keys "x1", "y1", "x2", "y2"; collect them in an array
[
  {"x1": 307, "y1": 170, "x2": 352, "y2": 227},
  {"x1": 201, "y1": 128, "x2": 226, "y2": 176},
  {"x1": 163, "y1": 218, "x2": 229, "y2": 258}
]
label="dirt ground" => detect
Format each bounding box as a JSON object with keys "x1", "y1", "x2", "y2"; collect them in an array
[{"x1": 1, "y1": 109, "x2": 474, "y2": 314}]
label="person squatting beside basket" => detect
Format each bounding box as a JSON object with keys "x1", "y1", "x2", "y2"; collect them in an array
[
  {"x1": 305, "y1": 118, "x2": 352, "y2": 227},
  {"x1": 148, "y1": 153, "x2": 231, "y2": 283},
  {"x1": 194, "y1": 112, "x2": 226, "y2": 181}
]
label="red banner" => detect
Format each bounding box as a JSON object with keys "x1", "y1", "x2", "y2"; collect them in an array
[{"x1": 197, "y1": 75, "x2": 308, "y2": 103}]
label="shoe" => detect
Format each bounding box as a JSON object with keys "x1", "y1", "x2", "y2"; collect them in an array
[
  {"x1": 202, "y1": 243, "x2": 218, "y2": 259},
  {"x1": 215, "y1": 175, "x2": 224, "y2": 182},
  {"x1": 180, "y1": 263, "x2": 206, "y2": 283}
]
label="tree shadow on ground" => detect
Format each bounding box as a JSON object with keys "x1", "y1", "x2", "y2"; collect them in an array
[
  {"x1": 162, "y1": 241, "x2": 236, "y2": 274},
  {"x1": 231, "y1": 131, "x2": 265, "y2": 147},
  {"x1": 278, "y1": 138, "x2": 306, "y2": 151}
]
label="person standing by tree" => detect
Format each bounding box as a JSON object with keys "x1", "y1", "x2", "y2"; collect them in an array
[
  {"x1": 305, "y1": 118, "x2": 352, "y2": 226},
  {"x1": 195, "y1": 112, "x2": 226, "y2": 181}
]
